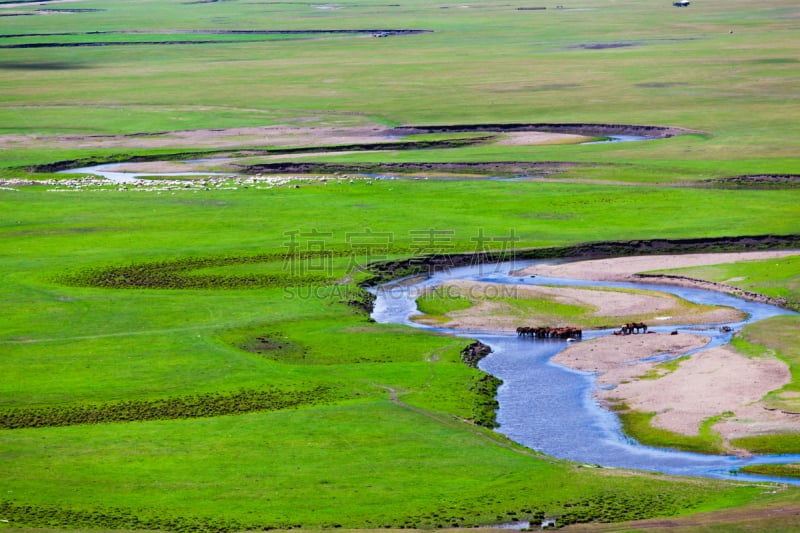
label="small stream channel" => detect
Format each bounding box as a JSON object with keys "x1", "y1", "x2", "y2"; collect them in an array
[
  {"x1": 58, "y1": 135, "x2": 653, "y2": 184},
  {"x1": 369, "y1": 260, "x2": 800, "y2": 485},
  {"x1": 55, "y1": 142, "x2": 800, "y2": 484},
  {"x1": 59, "y1": 162, "x2": 231, "y2": 184}
]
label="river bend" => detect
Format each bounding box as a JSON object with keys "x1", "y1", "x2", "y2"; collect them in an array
[{"x1": 370, "y1": 260, "x2": 800, "y2": 485}]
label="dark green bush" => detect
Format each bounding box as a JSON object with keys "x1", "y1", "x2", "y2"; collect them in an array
[{"x1": 0, "y1": 385, "x2": 335, "y2": 429}]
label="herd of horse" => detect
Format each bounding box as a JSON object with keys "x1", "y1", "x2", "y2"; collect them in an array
[
  {"x1": 613, "y1": 322, "x2": 648, "y2": 335},
  {"x1": 515, "y1": 326, "x2": 583, "y2": 340},
  {"x1": 516, "y1": 322, "x2": 649, "y2": 340}
]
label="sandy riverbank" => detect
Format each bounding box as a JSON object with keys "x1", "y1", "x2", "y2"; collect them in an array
[
  {"x1": 414, "y1": 279, "x2": 745, "y2": 332},
  {"x1": 413, "y1": 251, "x2": 799, "y2": 452},
  {"x1": 553, "y1": 333, "x2": 795, "y2": 451},
  {"x1": 513, "y1": 250, "x2": 799, "y2": 282},
  {"x1": 517, "y1": 251, "x2": 800, "y2": 453}
]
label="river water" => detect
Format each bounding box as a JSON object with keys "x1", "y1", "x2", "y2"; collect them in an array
[
  {"x1": 59, "y1": 162, "x2": 231, "y2": 184},
  {"x1": 58, "y1": 135, "x2": 653, "y2": 184},
  {"x1": 370, "y1": 260, "x2": 800, "y2": 485},
  {"x1": 58, "y1": 153, "x2": 800, "y2": 483}
]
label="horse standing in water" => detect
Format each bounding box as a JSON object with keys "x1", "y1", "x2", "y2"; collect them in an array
[{"x1": 615, "y1": 322, "x2": 648, "y2": 335}]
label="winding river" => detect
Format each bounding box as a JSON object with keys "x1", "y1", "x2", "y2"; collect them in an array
[
  {"x1": 58, "y1": 135, "x2": 654, "y2": 184},
  {"x1": 370, "y1": 260, "x2": 800, "y2": 485},
  {"x1": 57, "y1": 151, "x2": 800, "y2": 484}
]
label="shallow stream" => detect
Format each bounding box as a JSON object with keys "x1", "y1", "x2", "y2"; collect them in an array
[
  {"x1": 58, "y1": 135, "x2": 653, "y2": 184},
  {"x1": 370, "y1": 260, "x2": 800, "y2": 485}
]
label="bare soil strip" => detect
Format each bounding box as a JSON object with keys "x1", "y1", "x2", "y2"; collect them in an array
[
  {"x1": 405, "y1": 250, "x2": 800, "y2": 454},
  {"x1": 514, "y1": 251, "x2": 800, "y2": 453},
  {"x1": 392, "y1": 122, "x2": 694, "y2": 138},
  {"x1": 515, "y1": 251, "x2": 800, "y2": 282},
  {"x1": 0, "y1": 29, "x2": 431, "y2": 48},
  {"x1": 562, "y1": 501, "x2": 800, "y2": 532},
  {"x1": 556, "y1": 335, "x2": 796, "y2": 451},
  {"x1": 515, "y1": 250, "x2": 799, "y2": 307},
  {"x1": 2, "y1": 122, "x2": 688, "y2": 154},
  {"x1": 413, "y1": 280, "x2": 744, "y2": 332},
  {"x1": 241, "y1": 160, "x2": 581, "y2": 177},
  {"x1": 366, "y1": 235, "x2": 800, "y2": 287},
  {"x1": 702, "y1": 174, "x2": 800, "y2": 189},
  {"x1": 1, "y1": 29, "x2": 430, "y2": 37}
]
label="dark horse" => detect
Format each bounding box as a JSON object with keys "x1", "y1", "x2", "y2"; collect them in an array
[{"x1": 517, "y1": 326, "x2": 582, "y2": 339}]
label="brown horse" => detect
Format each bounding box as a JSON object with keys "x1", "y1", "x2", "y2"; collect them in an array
[{"x1": 516, "y1": 325, "x2": 581, "y2": 339}]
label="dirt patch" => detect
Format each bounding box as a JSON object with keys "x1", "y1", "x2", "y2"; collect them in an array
[
  {"x1": 5, "y1": 121, "x2": 690, "y2": 157},
  {"x1": 35, "y1": 8, "x2": 104, "y2": 13},
  {"x1": 392, "y1": 122, "x2": 695, "y2": 139},
  {"x1": 0, "y1": 29, "x2": 431, "y2": 48},
  {"x1": 572, "y1": 43, "x2": 639, "y2": 50},
  {"x1": 6, "y1": 125, "x2": 399, "y2": 159},
  {"x1": 0, "y1": 60, "x2": 90, "y2": 70},
  {"x1": 0, "y1": 0, "x2": 78, "y2": 8},
  {"x1": 414, "y1": 280, "x2": 744, "y2": 332},
  {"x1": 635, "y1": 82, "x2": 690, "y2": 89},
  {"x1": 513, "y1": 250, "x2": 800, "y2": 308},
  {"x1": 249, "y1": 336, "x2": 290, "y2": 352},
  {"x1": 2, "y1": 29, "x2": 429, "y2": 37},
  {"x1": 702, "y1": 174, "x2": 800, "y2": 189},
  {"x1": 240, "y1": 333, "x2": 307, "y2": 360},
  {"x1": 492, "y1": 131, "x2": 594, "y2": 146},
  {"x1": 515, "y1": 251, "x2": 800, "y2": 282},
  {"x1": 556, "y1": 334, "x2": 796, "y2": 451},
  {"x1": 562, "y1": 499, "x2": 800, "y2": 532},
  {"x1": 242, "y1": 160, "x2": 580, "y2": 178}
]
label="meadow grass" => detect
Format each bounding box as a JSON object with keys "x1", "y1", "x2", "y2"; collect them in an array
[
  {"x1": 0, "y1": 403, "x2": 757, "y2": 528},
  {"x1": 2, "y1": 181, "x2": 794, "y2": 528},
  {"x1": 1, "y1": 0, "x2": 798, "y2": 164},
  {"x1": 614, "y1": 408, "x2": 728, "y2": 455},
  {"x1": 1, "y1": 0, "x2": 799, "y2": 529},
  {"x1": 415, "y1": 292, "x2": 474, "y2": 323},
  {"x1": 648, "y1": 255, "x2": 800, "y2": 309},
  {"x1": 739, "y1": 464, "x2": 800, "y2": 479}
]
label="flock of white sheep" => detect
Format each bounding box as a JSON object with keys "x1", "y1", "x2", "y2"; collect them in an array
[{"x1": 0, "y1": 173, "x2": 385, "y2": 193}]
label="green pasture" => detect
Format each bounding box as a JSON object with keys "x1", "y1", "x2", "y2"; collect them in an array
[
  {"x1": 740, "y1": 464, "x2": 800, "y2": 480},
  {"x1": 2, "y1": 179, "x2": 798, "y2": 528},
  {"x1": 1, "y1": 0, "x2": 799, "y2": 529},
  {"x1": 3, "y1": 181, "x2": 796, "y2": 409},
  {"x1": 649, "y1": 255, "x2": 800, "y2": 309},
  {"x1": 0, "y1": 0, "x2": 798, "y2": 170},
  {"x1": 614, "y1": 408, "x2": 729, "y2": 455}
]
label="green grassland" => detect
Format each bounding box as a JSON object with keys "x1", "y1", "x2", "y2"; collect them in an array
[
  {"x1": 0, "y1": 0, "x2": 798, "y2": 179},
  {"x1": 739, "y1": 464, "x2": 800, "y2": 480},
  {"x1": 1, "y1": 0, "x2": 800, "y2": 530},
  {"x1": 648, "y1": 255, "x2": 800, "y2": 309},
  {"x1": 2, "y1": 174, "x2": 797, "y2": 531},
  {"x1": 614, "y1": 408, "x2": 729, "y2": 456}
]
